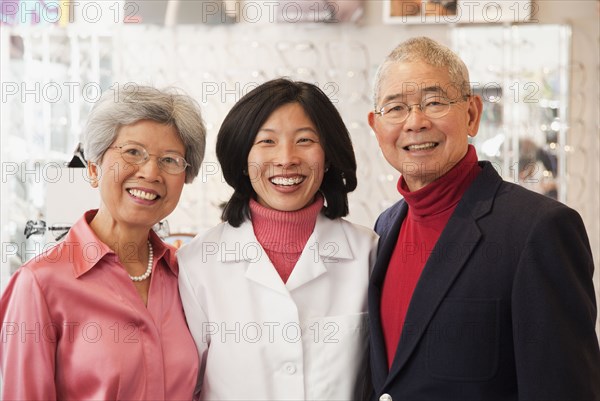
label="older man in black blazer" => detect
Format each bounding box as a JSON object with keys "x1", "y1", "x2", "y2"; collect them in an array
[{"x1": 367, "y1": 37, "x2": 600, "y2": 400}]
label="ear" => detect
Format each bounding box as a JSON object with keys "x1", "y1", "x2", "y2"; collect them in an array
[
  {"x1": 466, "y1": 95, "x2": 484, "y2": 138},
  {"x1": 368, "y1": 111, "x2": 376, "y2": 131},
  {"x1": 87, "y1": 161, "x2": 99, "y2": 188},
  {"x1": 368, "y1": 111, "x2": 387, "y2": 147},
  {"x1": 368, "y1": 111, "x2": 381, "y2": 139}
]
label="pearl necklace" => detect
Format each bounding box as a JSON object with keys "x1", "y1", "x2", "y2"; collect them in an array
[{"x1": 129, "y1": 241, "x2": 153, "y2": 282}]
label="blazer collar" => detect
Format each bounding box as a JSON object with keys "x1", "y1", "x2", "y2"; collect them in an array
[
  {"x1": 369, "y1": 201, "x2": 408, "y2": 387},
  {"x1": 373, "y1": 161, "x2": 503, "y2": 389}
]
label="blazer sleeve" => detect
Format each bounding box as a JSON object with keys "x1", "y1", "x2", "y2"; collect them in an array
[
  {"x1": 511, "y1": 204, "x2": 600, "y2": 399},
  {"x1": 1, "y1": 267, "x2": 58, "y2": 401}
]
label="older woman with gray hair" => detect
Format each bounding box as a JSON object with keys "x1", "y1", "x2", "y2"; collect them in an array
[{"x1": 0, "y1": 85, "x2": 206, "y2": 400}]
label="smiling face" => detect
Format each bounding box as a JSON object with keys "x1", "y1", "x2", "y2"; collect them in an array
[
  {"x1": 368, "y1": 61, "x2": 482, "y2": 191},
  {"x1": 247, "y1": 102, "x2": 326, "y2": 212},
  {"x1": 88, "y1": 119, "x2": 187, "y2": 231}
]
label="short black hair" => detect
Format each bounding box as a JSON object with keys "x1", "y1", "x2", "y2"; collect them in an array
[{"x1": 216, "y1": 78, "x2": 357, "y2": 227}]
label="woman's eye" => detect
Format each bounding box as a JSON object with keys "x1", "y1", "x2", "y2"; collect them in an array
[
  {"x1": 256, "y1": 139, "x2": 275, "y2": 144},
  {"x1": 162, "y1": 156, "x2": 177, "y2": 165},
  {"x1": 125, "y1": 148, "x2": 141, "y2": 156},
  {"x1": 298, "y1": 138, "x2": 316, "y2": 144}
]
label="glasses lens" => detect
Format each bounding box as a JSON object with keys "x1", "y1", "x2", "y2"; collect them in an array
[
  {"x1": 422, "y1": 99, "x2": 451, "y2": 118},
  {"x1": 382, "y1": 102, "x2": 409, "y2": 123},
  {"x1": 159, "y1": 154, "x2": 188, "y2": 174},
  {"x1": 120, "y1": 144, "x2": 146, "y2": 164}
]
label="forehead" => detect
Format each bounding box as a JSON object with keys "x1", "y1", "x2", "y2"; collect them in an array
[
  {"x1": 380, "y1": 62, "x2": 461, "y2": 103},
  {"x1": 115, "y1": 120, "x2": 185, "y2": 151},
  {"x1": 260, "y1": 102, "x2": 316, "y2": 130}
]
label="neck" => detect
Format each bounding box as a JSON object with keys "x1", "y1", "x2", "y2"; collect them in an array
[
  {"x1": 398, "y1": 144, "x2": 481, "y2": 218},
  {"x1": 89, "y1": 208, "x2": 151, "y2": 261}
]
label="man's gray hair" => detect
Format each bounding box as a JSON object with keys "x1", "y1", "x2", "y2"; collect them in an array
[
  {"x1": 82, "y1": 84, "x2": 206, "y2": 183},
  {"x1": 373, "y1": 37, "x2": 471, "y2": 108}
]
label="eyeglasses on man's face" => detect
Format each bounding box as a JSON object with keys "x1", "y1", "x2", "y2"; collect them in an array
[
  {"x1": 109, "y1": 143, "x2": 188, "y2": 174},
  {"x1": 374, "y1": 96, "x2": 470, "y2": 124}
]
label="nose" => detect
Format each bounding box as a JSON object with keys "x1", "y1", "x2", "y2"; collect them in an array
[
  {"x1": 135, "y1": 156, "x2": 163, "y2": 182},
  {"x1": 275, "y1": 142, "x2": 300, "y2": 167},
  {"x1": 403, "y1": 104, "x2": 431, "y2": 132}
]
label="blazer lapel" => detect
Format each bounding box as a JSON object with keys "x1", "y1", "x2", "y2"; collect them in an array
[
  {"x1": 383, "y1": 161, "x2": 502, "y2": 387},
  {"x1": 369, "y1": 201, "x2": 408, "y2": 390}
]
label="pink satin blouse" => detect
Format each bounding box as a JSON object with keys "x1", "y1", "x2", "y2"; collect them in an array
[{"x1": 0, "y1": 210, "x2": 199, "y2": 400}]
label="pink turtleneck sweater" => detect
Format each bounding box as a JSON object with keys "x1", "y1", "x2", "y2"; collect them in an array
[
  {"x1": 249, "y1": 195, "x2": 324, "y2": 283},
  {"x1": 381, "y1": 145, "x2": 481, "y2": 369}
]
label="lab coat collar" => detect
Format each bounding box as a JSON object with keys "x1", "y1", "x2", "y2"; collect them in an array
[
  {"x1": 217, "y1": 214, "x2": 354, "y2": 263},
  {"x1": 218, "y1": 214, "x2": 354, "y2": 293}
]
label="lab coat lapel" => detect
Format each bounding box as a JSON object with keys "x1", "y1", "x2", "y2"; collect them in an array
[
  {"x1": 219, "y1": 221, "x2": 289, "y2": 295},
  {"x1": 285, "y1": 215, "x2": 353, "y2": 292}
]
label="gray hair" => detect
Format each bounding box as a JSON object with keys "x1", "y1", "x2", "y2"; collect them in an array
[
  {"x1": 82, "y1": 84, "x2": 206, "y2": 183},
  {"x1": 373, "y1": 37, "x2": 471, "y2": 108}
]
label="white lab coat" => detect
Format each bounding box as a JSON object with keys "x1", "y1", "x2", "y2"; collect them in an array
[{"x1": 178, "y1": 213, "x2": 378, "y2": 400}]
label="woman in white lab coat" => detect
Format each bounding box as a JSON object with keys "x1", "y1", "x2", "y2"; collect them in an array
[{"x1": 178, "y1": 78, "x2": 378, "y2": 400}]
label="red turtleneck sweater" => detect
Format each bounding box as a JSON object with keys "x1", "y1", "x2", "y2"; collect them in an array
[
  {"x1": 249, "y1": 195, "x2": 324, "y2": 283},
  {"x1": 381, "y1": 145, "x2": 481, "y2": 369}
]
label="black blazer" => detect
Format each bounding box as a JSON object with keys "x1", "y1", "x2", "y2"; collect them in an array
[{"x1": 369, "y1": 161, "x2": 600, "y2": 400}]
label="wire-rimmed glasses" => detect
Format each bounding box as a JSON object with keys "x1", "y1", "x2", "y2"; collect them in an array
[
  {"x1": 374, "y1": 96, "x2": 469, "y2": 124},
  {"x1": 109, "y1": 143, "x2": 188, "y2": 174}
]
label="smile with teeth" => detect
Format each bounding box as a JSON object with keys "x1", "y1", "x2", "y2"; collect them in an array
[
  {"x1": 405, "y1": 142, "x2": 438, "y2": 151},
  {"x1": 128, "y1": 189, "x2": 158, "y2": 201},
  {"x1": 270, "y1": 176, "x2": 305, "y2": 186}
]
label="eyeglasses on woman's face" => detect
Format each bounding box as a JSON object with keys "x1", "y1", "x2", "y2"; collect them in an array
[{"x1": 109, "y1": 143, "x2": 188, "y2": 175}]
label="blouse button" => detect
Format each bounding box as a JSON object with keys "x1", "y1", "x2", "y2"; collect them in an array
[
  {"x1": 284, "y1": 363, "x2": 297, "y2": 374},
  {"x1": 379, "y1": 394, "x2": 392, "y2": 401}
]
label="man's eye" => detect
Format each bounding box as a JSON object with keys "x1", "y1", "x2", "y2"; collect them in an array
[
  {"x1": 423, "y1": 97, "x2": 449, "y2": 107},
  {"x1": 388, "y1": 104, "x2": 407, "y2": 112}
]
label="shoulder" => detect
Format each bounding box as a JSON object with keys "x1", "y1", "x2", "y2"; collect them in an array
[
  {"x1": 19, "y1": 241, "x2": 75, "y2": 277},
  {"x1": 177, "y1": 222, "x2": 227, "y2": 255},
  {"x1": 374, "y1": 199, "x2": 405, "y2": 235},
  {"x1": 3, "y1": 243, "x2": 75, "y2": 304},
  {"x1": 318, "y1": 215, "x2": 378, "y2": 241},
  {"x1": 495, "y1": 179, "x2": 579, "y2": 222},
  {"x1": 338, "y1": 217, "x2": 378, "y2": 236}
]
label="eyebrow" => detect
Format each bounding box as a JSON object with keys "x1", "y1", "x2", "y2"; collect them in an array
[
  {"x1": 381, "y1": 85, "x2": 450, "y2": 105},
  {"x1": 257, "y1": 127, "x2": 318, "y2": 135},
  {"x1": 121, "y1": 140, "x2": 185, "y2": 155}
]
